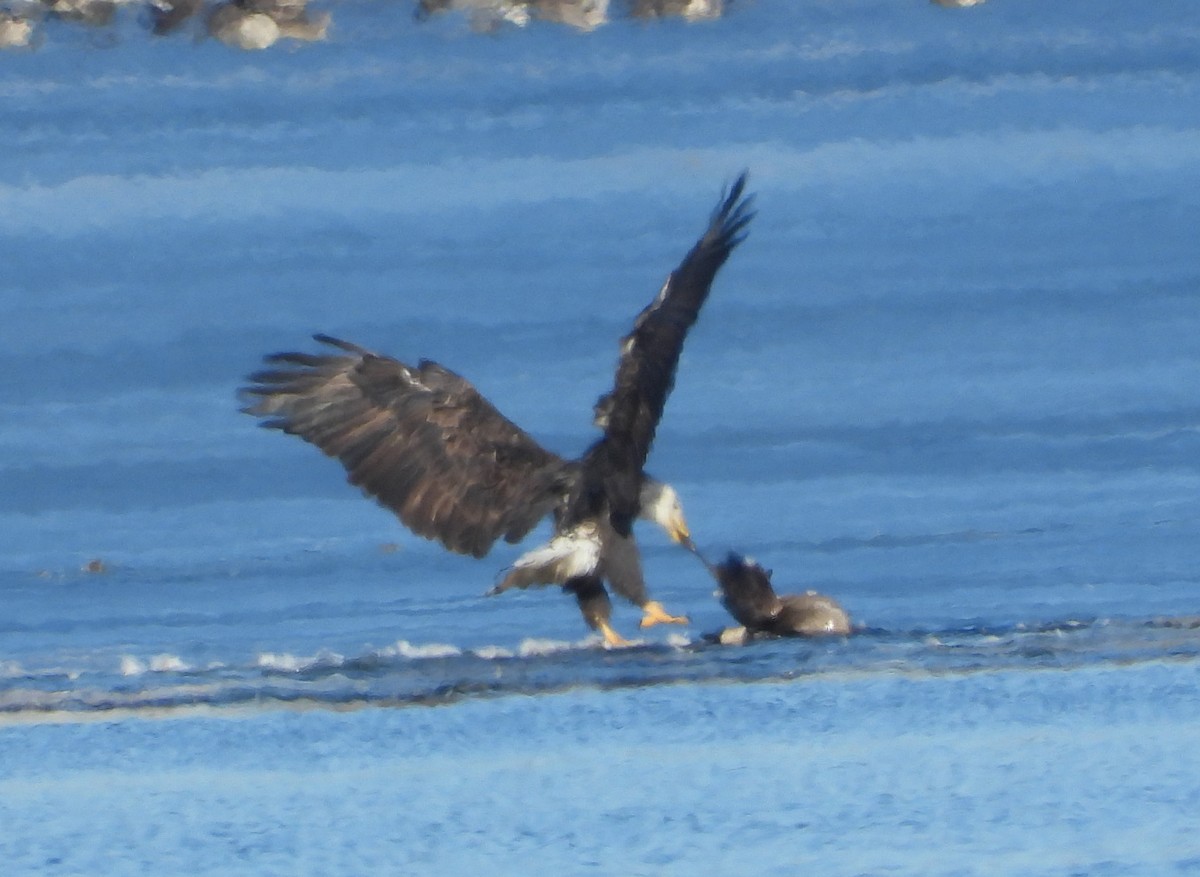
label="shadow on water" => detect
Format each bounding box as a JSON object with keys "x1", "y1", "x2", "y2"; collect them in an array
[{"x1": 3, "y1": 615, "x2": 1197, "y2": 721}]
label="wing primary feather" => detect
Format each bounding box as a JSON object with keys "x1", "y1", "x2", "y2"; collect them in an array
[{"x1": 312, "y1": 333, "x2": 371, "y2": 355}]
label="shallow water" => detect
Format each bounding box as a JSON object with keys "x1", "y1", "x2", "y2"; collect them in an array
[{"x1": 3, "y1": 1, "x2": 1200, "y2": 874}]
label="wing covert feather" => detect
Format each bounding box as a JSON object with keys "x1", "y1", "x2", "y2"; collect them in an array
[{"x1": 241, "y1": 336, "x2": 573, "y2": 557}]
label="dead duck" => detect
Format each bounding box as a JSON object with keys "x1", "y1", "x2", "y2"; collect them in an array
[
  {"x1": 415, "y1": 0, "x2": 607, "y2": 31},
  {"x1": 40, "y1": 0, "x2": 118, "y2": 26},
  {"x1": 0, "y1": 8, "x2": 38, "y2": 47},
  {"x1": 625, "y1": 0, "x2": 722, "y2": 22},
  {"x1": 147, "y1": 0, "x2": 204, "y2": 35},
  {"x1": 706, "y1": 552, "x2": 852, "y2": 644},
  {"x1": 207, "y1": 0, "x2": 328, "y2": 49}
]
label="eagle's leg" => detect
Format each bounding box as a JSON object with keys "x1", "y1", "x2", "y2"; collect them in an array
[
  {"x1": 599, "y1": 530, "x2": 688, "y2": 629},
  {"x1": 565, "y1": 575, "x2": 631, "y2": 647},
  {"x1": 639, "y1": 600, "x2": 689, "y2": 628}
]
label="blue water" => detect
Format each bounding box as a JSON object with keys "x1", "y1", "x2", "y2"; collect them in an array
[{"x1": 3, "y1": 1, "x2": 1200, "y2": 874}]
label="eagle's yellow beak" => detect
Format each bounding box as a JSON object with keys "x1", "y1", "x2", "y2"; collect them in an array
[{"x1": 669, "y1": 513, "x2": 692, "y2": 548}]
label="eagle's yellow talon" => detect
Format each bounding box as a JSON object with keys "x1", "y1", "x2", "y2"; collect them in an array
[
  {"x1": 639, "y1": 600, "x2": 689, "y2": 628},
  {"x1": 599, "y1": 621, "x2": 633, "y2": 648}
]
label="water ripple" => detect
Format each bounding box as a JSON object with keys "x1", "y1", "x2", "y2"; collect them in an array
[{"x1": 3, "y1": 616, "x2": 1196, "y2": 723}]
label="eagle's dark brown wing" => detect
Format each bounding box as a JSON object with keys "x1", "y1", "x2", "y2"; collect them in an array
[
  {"x1": 241, "y1": 334, "x2": 575, "y2": 558},
  {"x1": 587, "y1": 172, "x2": 754, "y2": 531}
]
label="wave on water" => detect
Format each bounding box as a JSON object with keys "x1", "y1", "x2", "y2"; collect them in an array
[
  {"x1": 249, "y1": 636, "x2": 586, "y2": 674},
  {"x1": 255, "y1": 649, "x2": 345, "y2": 673},
  {"x1": 2, "y1": 615, "x2": 1197, "y2": 723},
  {"x1": 119, "y1": 653, "x2": 196, "y2": 675}
]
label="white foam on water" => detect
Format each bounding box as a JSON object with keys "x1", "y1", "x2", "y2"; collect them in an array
[
  {"x1": 665, "y1": 632, "x2": 693, "y2": 649},
  {"x1": 471, "y1": 645, "x2": 515, "y2": 660},
  {"x1": 380, "y1": 640, "x2": 462, "y2": 660},
  {"x1": 0, "y1": 661, "x2": 85, "y2": 681},
  {"x1": 149, "y1": 654, "x2": 190, "y2": 672},
  {"x1": 0, "y1": 660, "x2": 25, "y2": 678},
  {"x1": 255, "y1": 649, "x2": 344, "y2": 672},
  {"x1": 119, "y1": 654, "x2": 192, "y2": 675},
  {"x1": 516, "y1": 637, "x2": 580, "y2": 658}
]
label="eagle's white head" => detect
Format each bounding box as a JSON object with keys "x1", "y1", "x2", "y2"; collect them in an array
[{"x1": 639, "y1": 480, "x2": 692, "y2": 548}]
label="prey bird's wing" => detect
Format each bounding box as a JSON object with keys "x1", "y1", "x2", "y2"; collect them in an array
[
  {"x1": 241, "y1": 334, "x2": 574, "y2": 558},
  {"x1": 713, "y1": 554, "x2": 785, "y2": 632}
]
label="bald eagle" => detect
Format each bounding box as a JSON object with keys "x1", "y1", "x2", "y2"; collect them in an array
[
  {"x1": 708, "y1": 553, "x2": 852, "y2": 643},
  {"x1": 241, "y1": 172, "x2": 754, "y2": 646}
]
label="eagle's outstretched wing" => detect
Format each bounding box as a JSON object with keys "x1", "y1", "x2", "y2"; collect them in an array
[
  {"x1": 589, "y1": 171, "x2": 755, "y2": 529},
  {"x1": 241, "y1": 334, "x2": 575, "y2": 558}
]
